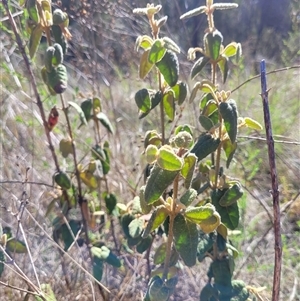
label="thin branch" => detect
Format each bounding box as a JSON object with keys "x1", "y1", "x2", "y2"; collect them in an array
[
  {"x1": 260, "y1": 60, "x2": 282, "y2": 301},
  {"x1": 0, "y1": 180, "x2": 54, "y2": 188},
  {"x1": 0, "y1": 280, "x2": 41, "y2": 296},
  {"x1": 25, "y1": 209, "x2": 110, "y2": 293},
  {"x1": 232, "y1": 65, "x2": 300, "y2": 93},
  {"x1": 238, "y1": 135, "x2": 300, "y2": 145},
  {"x1": 2, "y1": 0, "x2": 61, "y2": 173}
]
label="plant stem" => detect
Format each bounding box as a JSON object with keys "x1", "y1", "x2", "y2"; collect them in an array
[
  {"x1": 260, "y1": 60, "x2": 282, "y2": 301},
  {"x1": 162, "y1": 174, "x2": 179, "y2": 280}
]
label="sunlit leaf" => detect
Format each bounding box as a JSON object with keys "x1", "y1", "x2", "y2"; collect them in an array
[
  {"x1": 179, "y1": 189, "x2": 197, "y2": 207},
  {"x1": 191, "y1": 56, "x2": 210, "y2": 79},
  {"x1": 222, "y1": 139, "x2": 237, "y2": 168},
  {"x1": 68, "y1": 101, "x2": 87, "y2": 126},
  {"x1": 181, "y1": 154, "x2": 197, "y2": 189},
  {"x1": 219, "y1": 183, "x2": 244, "y2": 206},
  {"x1": 199, "y1": 115, "x2": 214, "y2": 131},
  {"x1": 157, "y1": 145, "x2": 183, "y2": 171},
  {"x1": 244, "y1": 117, "x2": 263, "y2": 130},
  {"x1": 6, "y1": 238, "x2": 27, "y2": 253},
  {"x1": 59, "y1": 138, "x2": 73, "y2": 158},
  {"x1": 29, "y1": 24, "x2": 43, "y2": 58},
  {"x1": 128, "y1": 218, "x2": 144, "y2": 238},
  {"x1": 80, "y1": 170, "x2": 98, "y2": 189},
  {"x1": 162, "y1": 91, "x2": 175, "y2": 121},
  {"x1": 156, "y1": 50, "x2": 179, "y2": 87},
  {"x1": 148, "y1": 39, "x2": 166, "y2": 64},
  {"x1": 222, "y1": 42, "x2": 238, "y2": 57},
  {"x1": 139, "y1": 49, "x2": 154, "y2": 79},
  {"x1": 218, "y1": 56, "x2": 229, "y2": 83},
  {"x1": 162, "y1": 37, "x2": 180, "y2": 53},
  {"x1": 205, "y1": 30, "x2": 223, "y2": 60},
  {"x1": 172, "y1": 81, "x2": 187, "y2": 105},
  {"x1": 96, "y1": 112, "x2": 114, "y2": 134},
  {"x1": 144, "y1": 164, "x2": 179, "y2": 204}
]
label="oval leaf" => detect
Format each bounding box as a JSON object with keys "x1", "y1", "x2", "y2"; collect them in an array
[
  {"x1": 140, "y1": 49, "x2": 154, "y2": 79},
  {"x1": 244, "y1": 117, "x2": 263, "y2": 130},
  {"x1": 173, "y1": 213, "x2": 198, "y2": 267},
  {"x1": 148, "y1": 39, "x2": 166, "y2": 64},
  {"x1": 156, "y1": 50, "x2": 179, "y2": 87},
  {"x1": 162, "y1": 91, "x2": 175, "y2": 121},
  {"x1": 219, "y1": 99, "x2": 238, "y2": 144},
  {"x1": 157, "y1": 146, "x2": 183, "y2": 171},
  {"x1": 135, "y1": 88, "x2": 151, "y2": 113},
  {"x1": 191, "y1": 56, "x2": 210, "y2": 79},
  {"x1": 219, "y1": 183, "x2": 244, "y2": 206},
  {"x1": 144, "y1": 164, "x2": 179, "y2": 204},
  {"x1": 172, "y1": 81, "x2": 187, "y2": 105},
  {"x1": 96, "y1": 112, "x2": 114, "y2": 134}
]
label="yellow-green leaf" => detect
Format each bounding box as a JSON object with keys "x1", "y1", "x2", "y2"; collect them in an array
[
  {"x1": 139, "y1": 49, "x2": 154, "y2": 79},
  {"x1": 29, "y1": 24, "x2": 43, "y2": 59},
  {"x1": 244, "y1": 117, "x2": 263, "y2": 130}
]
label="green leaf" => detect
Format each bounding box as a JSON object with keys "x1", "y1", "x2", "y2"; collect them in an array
[
  {"x1": 162, "y1": 91, "x2": 175, "y2": 121},
  {"x1": 205, "y1": 30, "x2": 223, "y2": 60},
  {"x1": 197, "y1": 232, "x2": 215, "y2": 262},
  {"x1": 172, "y1": 81, "x2": 187, "y2": 105},
  {"x1": 191, "y1": 133, "x2": 221, "y2": 161},
  {"x1": 157, "y1": 146, "x2": 183, "y2": 171},
  {"x1": 179, "y1": 189, "x2": 197, "y2": 207},
  {"x1": 185, "y1": 204, "x2": 215, "y2": 223},
  {"x1": 128, "y1": 218, "x2": 144, "y2": 238},
  {"x1": 92, "y1": 256, "x2": 104, "y2": 282},
  {"x1": 91, "y1": 246, "x2": 110, "y2": 260},
  {"x1": 149, "y1": 276, "x2": 171, "y2": 301},
  {"x1": 222, "y1": 42, "x2": 238, "y2": 57},
  {"x1": 218, "y1": 56, "x2": 229, "y2": 83},
  {"x1": 219, "y1": 183, "x2": 244, "y2": 207},
  {"x1": 181, "y1": 154, "x2": 197, "y2": 189},
  {"x1": 135, "y1": 35, "x2": 153, "y2": 51},
  {"x1": 54, "y1": 171, "x2": 71, "y2": 190},
  {"x1": 191, "y1": 56, "x2": 210, "y2": 79},
  {"x1": 139, "y1": 49, "x2": 154, "y2": 79},
  {"x1": 6, "y1": 238, "x2": 27, "y2": 253},
  {"x1": 105, "y1": 249, "x2": 122, "y2": 267},
  {"x1": 136, "y1": 235, "x2": 152, "y2": 254},
  {"x1": 68, "y1": 101, "x2": 87, "y2": 126},
  {"x1": 29, "y1": 24, "x2": 43, "y2": 58},
  {"x1": 148, "y1": 39, "x2": 167, "y2": 64},
  {"x1": 59, "y1": 138, "x2": 73, "y2": 158},
  {"x1": 135, "y1": 88, "x2": 151, "y2": 113},
  {"x1": 202, "y1": 100, "x2": 218, "y2": 116},
  {"x1": 162, "y1": 37, "x2": 180, "y2": 53},
  {"x1": 60, "y1": 220, "x2": 81, "y2": 251},
  {"x1": 153, "y1": 243, "x2": 167, "y2": 265},
  {"x1": 47, "y1": 64, "x2": 68, "y2": 94},
  {"x1": 199, "y1": 115, "x2": 214, "y2": 131},
  {"x1": 145, "y1": 144, "x2": 159, "y2": 164},
  {"x1": 211, "y1": 190, "x2": 240, "y2": 230},
  {"x1": 35, "y1": 283, "x2": 57, "y2": 301},
  {"x1": 222, "y1": 139, "x2": 237, "y2": 168},
  {"x1": 81, "y1": 99, "x2": 93, "y2": 122},
  {"x1": 173, "y1": 214, "x2": 198, "y2": 267},
  {"x1": 139, "y1": 186, "x2": 152, "y2": 214},
  {"x1": 92, "y1": 144, "x2": 110, "y2": 175},
  {"x1": 103, "y1": 193, "x2": 117, "y2": 214},
  {"x1": 156, "y1": 50, "x2": 179, "y2": 87},
  {"x1": 244, "y1": 117, "x2": 263, "y2": 130},
  {"x1": 175, "y1": 124, "x2": 193, "y2": 136},
  {"x1": 144, "y1": 164, "x2": 179, "y2": 204},
  {"x1": 96, "y1": 112, "x2": 114, "y2": 134},
  {"x1": 121, "y1": 214, "x2": 135, "y2": 238},
  {"x1": 219, "y1": 99, "x2": 238, "y2": 144},
  {"x1": 143, "y1": 207, "x2": 168, "y2": 238}
]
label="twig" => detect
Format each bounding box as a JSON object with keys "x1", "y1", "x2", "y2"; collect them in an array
[
  {"x1": 2, "y1": 0, "x2": 61, "y2": 172},
  {"x1": 260, "y1": 60, "x2": 282, "y2": 301},
  {"x1": 25, "y1": 209, "x2": 110, "y2": 293},
  {"x1": 232, "y1": 64, "x2": 300, "y2": 93}
]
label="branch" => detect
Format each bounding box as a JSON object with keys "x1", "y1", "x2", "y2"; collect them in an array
[{"x1": 260, "y1": 60, "x2": 282, "y2": 301}]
